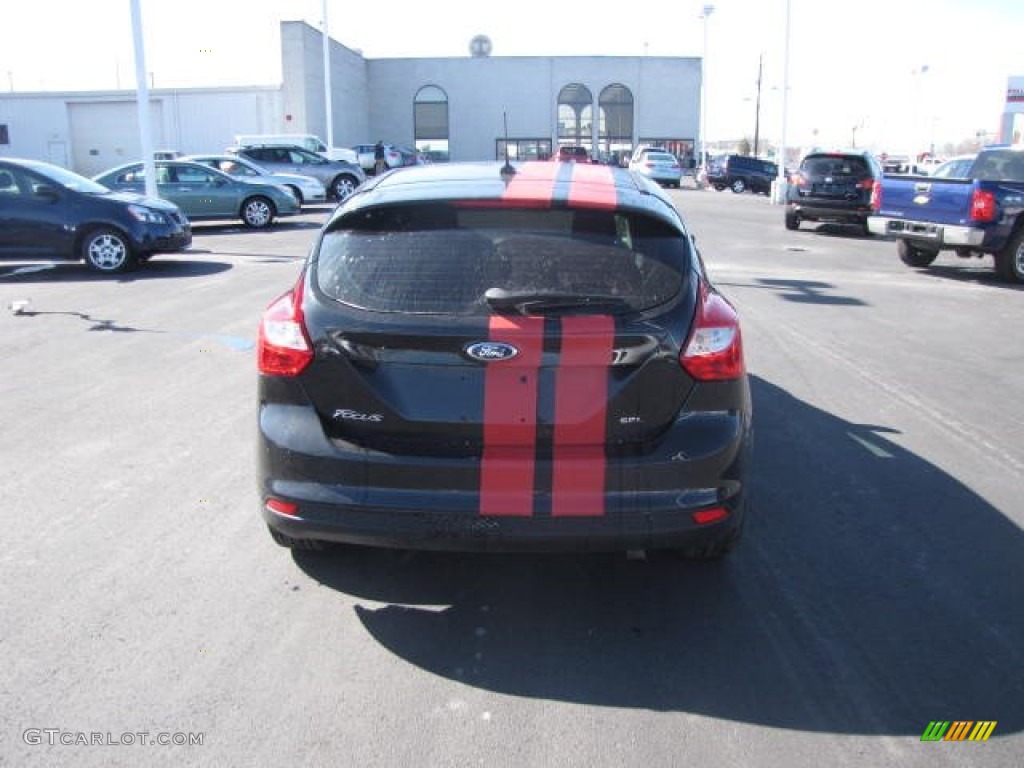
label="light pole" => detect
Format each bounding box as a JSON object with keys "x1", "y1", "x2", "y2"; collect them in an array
[
  {"x1": 322, "y1": 0, "x2": 334, "y2": 151},
  {"x1": 912, "y1": 64, "x2": 929, "y2": 163},
  {"x1": 772, "y1": 0, "x2": 791, "y2": 204},
  {"x1": 753, "y1": 52, "x2": 763, "y2": 157},
  {"x1": 851, "y1": 119, "x2": 865, "y2": 149},
  {"x1": 130, "y1": 0, "x2": 157, "y2": 199},
  {"x1": 699, "y1": 4, "x2": 715, "y2": 178}
]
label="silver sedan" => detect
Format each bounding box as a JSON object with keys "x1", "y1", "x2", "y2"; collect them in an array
[
  {"x1": 629, "y1": 151, "x2": 684, "y2": 188},
  {"x1": 185, "y1": 154, "x2": 326, "y2": 205}
]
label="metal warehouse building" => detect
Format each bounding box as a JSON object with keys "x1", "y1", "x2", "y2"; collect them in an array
[{"x1": 0, "y1": 20, "x2": 701, "y2": 176}]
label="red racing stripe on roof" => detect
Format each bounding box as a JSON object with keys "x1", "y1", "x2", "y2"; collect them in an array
[
  {"x1": 500, "y1": 161, "x2": 560, "y2": 207},
  {"x1": 568, "y1": 163, "x2": 618, "y2": 209},
  {"x1": 479, "y1": 315, "x2": 545, "y2": 517},
  {"x1": 551, "y1": 315, "x2": 615, "y2": 517}
]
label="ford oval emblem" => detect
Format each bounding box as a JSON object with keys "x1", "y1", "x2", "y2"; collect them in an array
[{"x1": 465, "y1": 341, "x2": 519, "y2": 362}]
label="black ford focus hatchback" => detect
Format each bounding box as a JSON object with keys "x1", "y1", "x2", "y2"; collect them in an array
[{"x1": 258, "y1": 162, "x2": 751, "y2": 557}]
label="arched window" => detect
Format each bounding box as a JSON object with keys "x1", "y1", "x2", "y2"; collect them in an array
[
  {"x1": 415, "y1": 85, "x2": 449, "y2": 162},
  {"x1": 557, "y1": 83, "x2": 593, "y2": 153},
  {"x1": 599, "y1": 84, "x2": 634, "y2": 161}
]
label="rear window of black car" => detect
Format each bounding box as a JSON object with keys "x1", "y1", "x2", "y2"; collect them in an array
[
  {"x1": 801, "y1": 155, "x2": 870, "y2": 178},
  {"x1": 315, "y1": 203, "x2": 688, "y2": 316}
]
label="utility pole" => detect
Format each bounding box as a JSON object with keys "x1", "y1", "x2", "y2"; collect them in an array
[
  {"x1": 130, "y1": 0, "x2": 157, "y2": 199},
  {"x1": 699, "y1": 5, "x2": 715, "y2": 172},
  {"x1": 753, "y1": 53, "x2": 763, "y2": 157},
  {"x1": 322, "y1": 0, "x2": 334, "y2": 151}
]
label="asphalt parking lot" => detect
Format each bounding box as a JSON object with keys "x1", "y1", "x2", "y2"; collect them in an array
[{"x1": 2, "y1": 189, "x2": 1021, "y2": 767}]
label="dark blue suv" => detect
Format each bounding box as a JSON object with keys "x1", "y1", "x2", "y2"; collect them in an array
[{"x1": 707, "y1": 154, "x2": 778, "y2": 194}]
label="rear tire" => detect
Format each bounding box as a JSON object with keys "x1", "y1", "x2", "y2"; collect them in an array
[
  {"x1": 897, "y1": 238, "x2": 939, "y2": 268},
  {"x1": 81, "y1": 227, "x2": 138, "y2": 273},
  {"x1": 785, "y1": 209, "x2": 801, "y2": 230},
  {"x1": 994, "y1": 230, "x2": 1024, "y2": 283},
  {"x1": 731, "y1": 178, "x2": 747, "y2": 194}
]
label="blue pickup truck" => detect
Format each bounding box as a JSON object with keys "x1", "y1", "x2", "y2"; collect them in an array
[{"x1": 868, "y1": 146, "x2": 1024, "y2": 283}]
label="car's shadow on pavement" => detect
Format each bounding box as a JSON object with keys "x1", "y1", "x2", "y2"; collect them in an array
[
  {"x1": 794, "y1": 223, "x2": 872, "y2": 239},
  {"x1": 190, "y1": 219, "x2": 326, "y2": 234},
  {"x1": 292, "y1": 375, "x2": 1024, "y2": 738},
  {"x1": 917, "y1": 263, "x2": 1024, "y2": 290},
  {"x1": 0, "y1": 259, "x2": 233, "y2": 283},
  {"x1": 862, "y1": 238, "x2": 1024, "y2": 290}
]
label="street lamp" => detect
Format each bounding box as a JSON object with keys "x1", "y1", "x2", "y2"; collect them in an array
[
  {"x1": 322, "y1": 0, "x2": 334, "y2": 151},
  {"x1": 851, "y1": 119, "x2": 865, "y2": 149},
  {"x1": 772, "y1": 0, "x2": 791, "y2": 205},
  {"x1": 753, "y1": 52, "x2": 763, "y2": 157},
  {"x1": 912, "y1": 64, "x2": 930, "y2": 162},
  {"x1": 699, "y1": 4, "x2": 715, "y2": 176}
]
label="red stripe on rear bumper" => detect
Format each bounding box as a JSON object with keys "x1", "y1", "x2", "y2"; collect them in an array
[
  {"x1": 480, "y1": 316, "x2": 545, "y2": 516},
  {"x1": 552, "y1": 315, "x2": 615, "y2": 517},
  {"x1": 568, "y1": 163, "x2": 618, "y2": 209}
]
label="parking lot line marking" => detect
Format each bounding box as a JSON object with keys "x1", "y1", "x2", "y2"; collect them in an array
[{"x1": 847, "y1": 432, "x2": 894, "y2": 459}]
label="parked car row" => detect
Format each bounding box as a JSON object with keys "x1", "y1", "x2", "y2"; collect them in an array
[
  {"x1": 0, "y1": 143, "x2": 370, "y2": 273},
  {"x1": 94, "y1": 160, "x2": 302, "y2": 230},
  {"x1": 0, "y1": 131, "x2": 429, "y2": 274}
]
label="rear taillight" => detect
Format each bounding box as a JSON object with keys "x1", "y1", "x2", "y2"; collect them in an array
[
  {"x1": 692, "y1": 507, "x2": 729, "y2": 525},
  {"x1": 680, "y1": 282, "x2": 744, "y2": 381},
  {"x1": 266, "y1": 498, "x2": 299, "y2": 516},
  {"x1": 258, "y1": 276, "x2": 313, "y2": 377},
  {"x1": 870, "y1": 180, "x2": 882, "y2": 211},
  {"x1": 969, "y1": 188, "x2": 997, "y2": 222},
  {"x1": 858, "y1": 177, "x2": 876, "y2": 191}
]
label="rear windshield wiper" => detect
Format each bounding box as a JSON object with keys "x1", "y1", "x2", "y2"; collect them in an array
[{"x1": 484, "y1": 287, "x2": 629, "y2": 315}]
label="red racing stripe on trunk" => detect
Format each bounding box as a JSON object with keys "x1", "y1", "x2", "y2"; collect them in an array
[
  {"x1": 568, "y1": 163, "x2": 618, "y2": 209},
  {"x1": 479, "y1": 315, "x2": 545, "y2": 517},
  {"x1": 551, "y1": 315, "x2": 615, "y2": 517},
  {"x1": 500, "y1": 161, "x2": 560, "y2": 207}
]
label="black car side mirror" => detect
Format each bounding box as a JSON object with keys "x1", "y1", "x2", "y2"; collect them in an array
[{"x1": 34, "y1": 184, "x2": 61, "y2": 202}]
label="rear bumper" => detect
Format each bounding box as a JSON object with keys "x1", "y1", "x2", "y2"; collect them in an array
[
  {"x1": 262, "y1": 494, "x2": 746, "y2": 553},
  {"x1": 867, "y1": 216, "x2": 986, "y2": 247},
  {"x1": 258, "y1": 399, "x2": 751, "y2": 553},
  {"x1": 788, "y1": 199, "x2": 872, "y2": 224}
]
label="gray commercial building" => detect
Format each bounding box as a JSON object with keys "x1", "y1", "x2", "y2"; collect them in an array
[{"x1": 0, "y1": 20, "x2": 701, "y2": 176}]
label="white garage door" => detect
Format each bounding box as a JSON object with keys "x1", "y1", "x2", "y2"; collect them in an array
[{"x1": 69, "y1": 101, "x2": 164, "y2": 177}]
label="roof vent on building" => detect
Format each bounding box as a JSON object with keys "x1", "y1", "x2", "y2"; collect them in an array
[{"x1": 469, "y1": 35, "x2": 492, "y2": 57}]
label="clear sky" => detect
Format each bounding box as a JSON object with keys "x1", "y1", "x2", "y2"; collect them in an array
[{"x1": 2, "y1": 0, "x2": 1021, "y2": 154}]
